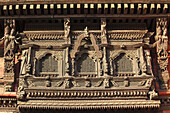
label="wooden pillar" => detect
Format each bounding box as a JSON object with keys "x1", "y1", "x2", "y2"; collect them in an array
[
  {"x1": 155, "y1": 18, "x2": 169, "y2": 89},
  {"x1": 64, "y1": 18, "x2": 71, "y2": 76},
  {"x1": 3, "y1": 19, "x2": 16, "y2": 92}
]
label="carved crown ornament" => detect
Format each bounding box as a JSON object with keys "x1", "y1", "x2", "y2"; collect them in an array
[{"x1": 70, "y1": 27, "x2": 102, "y2": 59}]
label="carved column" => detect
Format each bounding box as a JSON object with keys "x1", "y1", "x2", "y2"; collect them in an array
[
  {"x1": 155, "y1": 18, "x2": 169, "y2": 89},
  {"x1": 3, "y1": 19, "x2": 16, "y2": 92},
  {"x1": 140, "y1": 46, "x2": 147, "y2": 75},
  {"x1": 64, "y1": 18, "x2": 71, "y2": 76},
  {"x1": 101, "y1": 18, "x2": 109, "y2": 77}
]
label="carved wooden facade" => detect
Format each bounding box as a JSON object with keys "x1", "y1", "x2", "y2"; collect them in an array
[{"x1": 0, "y1": 0, "x2": 169, "y2": 113}]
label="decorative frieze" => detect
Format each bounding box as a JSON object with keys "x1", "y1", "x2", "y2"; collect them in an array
[
  {"x1": 26, "y1": 90, "x2": 148, "y2": 99},
  {"x1": 25, "y1": 31, "x2": 64, "y2": 40}
]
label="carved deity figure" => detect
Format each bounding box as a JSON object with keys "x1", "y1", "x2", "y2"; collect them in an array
[
  {"x1": 64, "y1": 18, "x2": 70, "y2": 39},
  {"x1": 0, "y1": 26, "x2": 16, "y2": 58},
  {"x1": 101, "y1": 19, "x2": 107, "y2": 44},
  {"x1": 84, "y1": 27, "x2": 89, "y2": 37},
  {"x1": 155, "y1": 22, "x2": 168, "y2": 58},
  {"x1": 20, "y1": 50, "x2": 29, "y2": 75}
]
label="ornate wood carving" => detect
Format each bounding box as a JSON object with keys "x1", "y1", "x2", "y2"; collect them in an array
[
  {"x1": 70, "y1": 27, "x2": 102, "y2": 77},
  {"x1": 64, "y1": 18, "x2": 71, "y2": 44},
  {"x1": 0, "y1": 19, "x2": 19, "y2": 92},
  {"x1": 155, "y1": 18, "x2": 169, "y2": 89},
  {"x1": 70, "y1": 27, "x2": 102, "y2": 59},
  {"x1": 20, "y1": 47, "x2": 32, "y2": 75},
  {"x1": 101, "y1": 18, "x2": 107, "y2": 44},
  {"x1": 110, "y1": 50, "x2": 138, "y2": 76}
]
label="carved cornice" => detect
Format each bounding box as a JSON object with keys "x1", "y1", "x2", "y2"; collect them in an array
[
  {"x1": 25, "y1": 90, "x2": 148, "y2": 99},
  {"x1": 108, "y1": 30, "x2": 148, "y2": 40},
  {"x1": 24, "y1": 31, "x2": 64, "y2": 40},
  {"x1": 18, "y1": 100, "x2": 160, "y2": 109}
]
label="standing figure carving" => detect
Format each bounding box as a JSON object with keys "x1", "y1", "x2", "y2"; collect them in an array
[
  {"x1": 154, "y1": 18, "x2": 169, "y2": 89},
  {"x1": 20, "y1": 50, "x2": 29, "y2": 75},
  {"x1": 2, "y1": 26, "x2": 16, "y2": 59},
  {"x1": 101, "y1": 18, "x2": 107, "y2": 44},
  {"x1": 64, "y1": 18, "x2": 71, "y2": 44}
]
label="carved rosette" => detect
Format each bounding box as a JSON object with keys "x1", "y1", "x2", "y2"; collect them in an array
[{"x1": 155, "y1": 18, "x2": 169, "y2": 89}]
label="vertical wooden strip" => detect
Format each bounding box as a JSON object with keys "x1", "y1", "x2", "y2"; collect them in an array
[
  {"x1": 130, "y1": 4, "x2": 134, "y2": 14},
  {"x1": 50, "y1": 4, "x2": 54, "y2": 14},
  {"x1": 110, "y1": 4, "x2": 115, "y2": 14},
  {"x1": 150, "y1": 4, "x2": 155, "y2": 14},
  {"x1": 117, "y1": 4, "x2": 121, "y2": 14},
  {"x1": 124, "y1": 4, "x2": 128, "y2": 14},
  {"x1": 97, "y1": 4, "x2": 102, "y2": 14},
  {"x1": 44, "y1": 4, "x2": 48, "y2": 15}
]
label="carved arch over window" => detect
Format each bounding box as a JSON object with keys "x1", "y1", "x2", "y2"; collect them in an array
[{"x1": 71, "y1": 33, "x2": 102, "y2": 59}]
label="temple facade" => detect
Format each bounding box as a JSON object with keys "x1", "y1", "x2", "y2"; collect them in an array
[{"x1": 0, "y1": 0, "x2": 169, "y2": 113}]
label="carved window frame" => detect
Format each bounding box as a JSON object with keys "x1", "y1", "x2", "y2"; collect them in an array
[
  {"x1": 109, "y1": 50, "x2": 139, "y2": 76},
  {"x1": 34, "y1": 50, "x2": 63, "y2": 77},
  {"x1": 75, "y1": 51, "x2": 98, "y2": 77}
]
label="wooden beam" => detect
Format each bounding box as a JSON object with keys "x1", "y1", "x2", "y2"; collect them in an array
[
  {"x1": 23, "y1": 4, "x2": 27, "y2": 15},
  {"x1": 15, "y1": 5, "x2": 20, "y2": 15},
  {"x1": 0, "y1": 14, "x2": 168, "y2": 19},
  {"x1": 150, "y1": 4, "x2": 155, "y2": 14},
  {"x1": 156, "y1": 4, "x2": 161, "y2": 14},
  {"x1": 97, "y1": 4, "x2": 102, "y2": 14},
  {"x1": 1, "y1": 0, "x2": 170, "y2": 5},
  {"x1": 57, "y1": 4, "x2": 61, "y2": 14},
  {"x1": 124, "y1": 4, "x2": 128, "y2": 14},
  {"x1": 138, "y1": 4, "x2": 142, "y2": 14},
  {"x1": 117, "y1": 4, "x2": 121, "y2": 14},
  {"x1": 30, "y1": 4, "x2": 34, "y2": 15},
  {"x1": 130, "y1": 4, "x2": 134, "y2": 14},
  {"x1": 70, "y1": 4, "x2": 74, "y2": 14},
  {"x1": 84, "y1": 4, "x2": 88, "y2": 14},
  {"x1": 110, "y1": 4, "x2": 115, "y2": 14},
  {"x1": 163, "y1": 4, "x2": 168, "y2": 14},
  {"x1": 9, "y1": 5, "x2": 14, "y2": 15},
  {"x1": 63, "y1": 4, "x2": 67, "y2": 14},
  {"x1": 104, "y1": 4, "x2": 108, "y2": 14},
  {"x1": 36, "y1": 4, "x2": 41, "y2": 15},
  {"x1": 44, "y1": 4, "x2": 48, "y2": 15},
  {"x1": 77, "y1": 4, "x2": 81, "y2": 14},
  {"x1": 50, "y1": 4, "x2": 54, "y2": 14},
  {"x1": 3, "y1": 5, "x2": 8, "y2": 15},
  {"x1": 90, "y1": 4, "x2": 94, "y2": 14}
]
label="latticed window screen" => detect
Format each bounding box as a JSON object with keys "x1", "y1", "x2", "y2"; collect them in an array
[
  {"x1": 114, "y1": 53, "x2": 133, "y2": 72},
  {"x1": 77, "y1": 54, "x2": 95, "y2": 73},
  {"x1": 39, "y1": 54, "x2": 58, "y2": 72}
]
